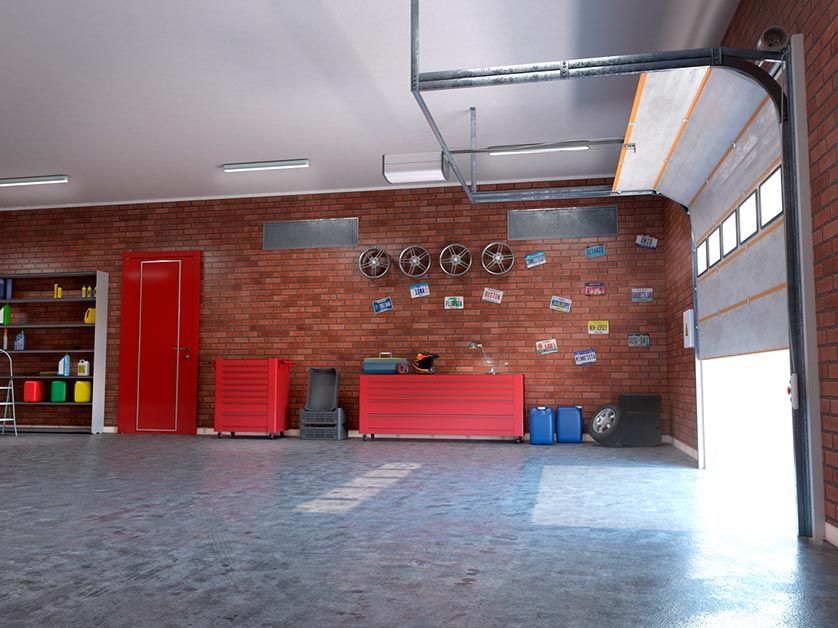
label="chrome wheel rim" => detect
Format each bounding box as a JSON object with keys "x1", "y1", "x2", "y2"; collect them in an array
[
  {"x1": 398, "y1": 245, "x2": 431, "y2": 278},
  {"x1": 481, "y1": 242, "x2": 515, "y2": 275},
  {"x1": 439, "y1": 244, "x2": 472, "y2": 277},
  {"x1": 358, "y1": 247, "x2": 391, "y2": 279},
  {"x1": 591, "y1": 408, "x2": 616, "y2": 435}
]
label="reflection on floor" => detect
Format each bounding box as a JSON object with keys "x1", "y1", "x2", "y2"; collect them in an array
[
  {"x1": 0, "y1": 435, "x2": 836, "y2": 627},
  {"x1": 296, "y1": 463, "x2": 423, "y2": 513}
]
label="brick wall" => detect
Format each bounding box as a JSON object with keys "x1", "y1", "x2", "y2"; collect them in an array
[
  {"x1": 723, "y1": 0, "x2": 838, "y2": 527},
  {"x1": 663, "y1": 200, "x2": 698, "y2": 450},
  {"x1": 1, "y1": 181, "x2": 679, "y2": 433}
]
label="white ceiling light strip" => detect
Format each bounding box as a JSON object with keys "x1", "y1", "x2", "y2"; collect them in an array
[
  {"x1": 222, "y1": 159, "x2": 310, "y2": 173},
  {"x1": 0, "y1": 175, "x2": 69, "y2": 187}
]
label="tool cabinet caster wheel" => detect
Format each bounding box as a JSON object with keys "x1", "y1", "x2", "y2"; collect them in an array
[
  {"x1": 230, "y1": 432, "x2": 236, "y2": 438},
  {"x1": 268, "y1": 433, "x2": 275, "y2": 440},
  {"x1": 371, "y1": 434, "x2": 376, "y2": 440},
  {"x1": 362, "y1": 434, "x2": 368, "y2": 441},
  {"x1": 515, "y1": 437, "x2": 522, "y2": 443},
  {"x1": 217, "y1": 432, "x2": 222, "y2": 439},
  {"x1": 279, "y1": 432, "x2": 284, "y2": 438}
]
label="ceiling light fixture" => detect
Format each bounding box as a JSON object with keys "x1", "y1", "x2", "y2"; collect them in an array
[
  {"x1": 0, "y1": 175, "x2": 70, "y2": 187},
  {"x1": 489, "y1": 143, "x2": 590, "y2": 156},
  {"x1": 222, "y1": 159, "x2": 310, "y2": 173}
]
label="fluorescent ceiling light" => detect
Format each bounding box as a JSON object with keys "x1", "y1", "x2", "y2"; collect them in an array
[
  {"x1": 489, "y1": 142, "x2": 590, "y2": 156},
  {"x1": 223, "y1": 159, "x2": 310, "y2": 173},
  {"x1": 382, "y1": 152, "x2": 449, "y2": 184},
  {"x1": 0, "y1": 175, "x2": 70, "y2": 187}
]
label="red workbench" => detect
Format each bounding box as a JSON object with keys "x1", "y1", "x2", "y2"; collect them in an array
[{"x1": 359, "y1": 374, "x2": 524, "y2": 441}]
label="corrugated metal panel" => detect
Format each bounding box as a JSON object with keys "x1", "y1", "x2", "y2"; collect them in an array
[
  {"x1": 657, "y1": 69, "x2": 766, "y2": 207},
  {"x1": 697, "y1": 223, "x2": 787, "y2": 319},
  {"x1": 507, "y1": 206, "x2": 617, "y2": 240},
  {"x1": 615, "y1": 67, "x2": 709, "y2": 193},
  {"x1": 698, "y1": 289, "x2": 788, "y2": 359},
  {"x1": 263, "y1": 217, "x2": 358, "y2": 250},
  {"x1": 690, "y1": 101, "x2": 781, "y2": 240}
]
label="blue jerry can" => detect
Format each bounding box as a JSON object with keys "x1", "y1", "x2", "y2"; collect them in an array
[
  {"x1": 556, "y1": 406, "x2": 584, "y2": 443},
  {"x1": 529, "y1": 406, "x2": 555, "y2": 445}
]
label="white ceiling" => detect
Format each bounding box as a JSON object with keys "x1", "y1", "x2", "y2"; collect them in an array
[{"x1": 0, "y1": 0, "x2": 739, "y2": 210}]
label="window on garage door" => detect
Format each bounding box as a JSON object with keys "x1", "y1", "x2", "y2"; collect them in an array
[
  {"x1": 739, "y1": 192, "x2": 758, "y2": 242},
  {"x1": 696, "y1": 240, "x2": 708, "y2": 275},
  {"x1": 707, "y1": 227, "x2": 721, "y2": 267},
  {"x1": 760, "y1": 167, "x2": 783, "y2": 226},
  {"x1": 722, "y1": 212, "x2": 738, "y2": 256}
]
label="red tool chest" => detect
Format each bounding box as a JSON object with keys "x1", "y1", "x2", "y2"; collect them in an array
[
  {"x1": 214, "y1": 359, "x2": 293, "y2": 438},
  {"x1": 359, "y1": 374, "x2": 524, "y2": 441}
]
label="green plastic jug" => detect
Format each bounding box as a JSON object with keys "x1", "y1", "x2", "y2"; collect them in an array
[{"x1": 50, "y1": 380, "x2": 67, "y2": 403}]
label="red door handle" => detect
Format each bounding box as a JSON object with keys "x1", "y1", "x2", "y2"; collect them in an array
[{"x1": 173, "y1": 346, "x2": 192, "y2": 360}]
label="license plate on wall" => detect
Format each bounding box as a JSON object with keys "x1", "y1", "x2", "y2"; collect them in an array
[
  {"x1": 628, "y1": 333, "x2": 651, "y2": 348},
  {"x1": 482, "y1": 288, "x2": 504, "y2": 304},
  {"x1": 585, "y1": 245, "x2": 606, "y2": 258},
  {"x1": 409, "y1": 282, "x2": 430, "y2": 298},
  {"x1": 587, "y1": 320, "x2": 609, "y2": 335},
  {"x1": 631, "y1": 288, "x2": 654, "y2": 302},
  {"x1": 536, "y1": 338, "x2": 558, "y2": 355},
  {"x1": 574, "y1": 349, "x2": 597, "y2": 365},
  {"x1": 635, "y1": 234, "x2": 658, "y2": 249},
  {"x1": 525, "y1": 251, "x2": 547, "y2": 268},
  {"x1": 584, "y1": 282, "x2": 606, "y2": 296},
  {"x1": 550, "y1": 296, "x2": 572, "y2": 312},
  {"x1": 373, "y1": 297, "x2": 393, "y2": 313}
]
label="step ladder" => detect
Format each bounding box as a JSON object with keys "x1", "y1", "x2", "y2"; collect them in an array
[{"x1": 0, "y1": 349, "x2": 17, "y2": 436}]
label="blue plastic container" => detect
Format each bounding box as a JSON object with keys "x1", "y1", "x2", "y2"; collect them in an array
[
  {"x1": 556, "y1": 406, "x2": 584, "y2": 443},
  {"x1": 529, "y1": 406, "x2": 555, "y2": 445}
]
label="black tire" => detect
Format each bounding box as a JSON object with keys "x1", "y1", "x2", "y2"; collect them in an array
[{"x1": 589, "y1": 404, "x2": 621, "y2": 444}]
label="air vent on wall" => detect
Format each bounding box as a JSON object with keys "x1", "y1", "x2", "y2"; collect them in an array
[
  {"x1": 263, "y1": 218, "x2": 359, "y2": 250},
  {"x1": 507, "y1": 206, "x2": 618, "y2": 240}
]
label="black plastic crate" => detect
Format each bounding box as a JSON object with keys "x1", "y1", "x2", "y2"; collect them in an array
[
  {"x1": 300, "y1": 408, "x2": 345, "y2": 426},
  {"x1": 300, "y1": 423, "x2": 347, "y2": 441}
]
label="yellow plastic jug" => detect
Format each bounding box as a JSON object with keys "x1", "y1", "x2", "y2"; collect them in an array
[
  {"x1": 83, "y1": 308, "x2": 96, "y2": 324},
  {"x1": 74, "y1": 381, "x2": 92, "y2": 403}
]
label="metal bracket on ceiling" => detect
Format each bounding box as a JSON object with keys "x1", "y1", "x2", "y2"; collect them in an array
[{"x1": 409, "y1": 0, "x2": 785, "y2": 205}]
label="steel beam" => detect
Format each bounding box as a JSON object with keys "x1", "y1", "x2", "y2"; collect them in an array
[
  {"x1": 469, "y1": 186, "x2": 656, "y2": 204},
  {"x1": 470, "y1": 107, "x2": 477, "y2": 194}
]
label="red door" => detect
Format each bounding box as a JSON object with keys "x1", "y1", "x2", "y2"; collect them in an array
[{"x1": 118, "y1": 251, "x2": 201, "y2": 434}]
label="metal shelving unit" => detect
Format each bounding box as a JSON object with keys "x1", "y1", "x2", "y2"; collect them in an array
[
  {"x1": 2, "y1": 323, "x2": 95, "y2": 329},
  {"x1": 19, "y1": 402, "x2": 93, "y2": 407},
  {"x1": 0, "y1": 270, "x2": 108, "y2": 433},
  {"x1": 7, "y1": 349, "x2": 95, "y2": 354},
  {"x1": 0, "y1": 297, "x2": 96, "y2": 304},
  {"x1": 17, "y1": 375, "x2": 93, "y2": 380}
]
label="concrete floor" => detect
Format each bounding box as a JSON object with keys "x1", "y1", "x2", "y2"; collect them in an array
[{"x1": 1, "y1": 435, "x2": 837, "y2": 627}]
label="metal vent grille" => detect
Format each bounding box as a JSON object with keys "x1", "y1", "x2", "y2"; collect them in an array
[
  {"x1": 263, "y1": 217, "x2": 359, "y2": 250},
  {"x1": 508, "y1": 206, "x2": 618, "y2": 240}
]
